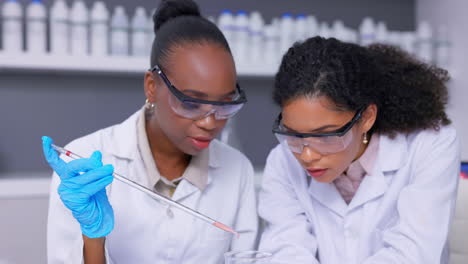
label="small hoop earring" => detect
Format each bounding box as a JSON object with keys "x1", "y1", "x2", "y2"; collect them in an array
[
  {"x1": 145, "y1": 99, "x2": 155, "y2": 110},
  {"x1": 363, "y1": 133, "x2": 369, "y2": 144},
  {"x1": 145, "y1": 99, "x2": 156, "y2": 120}
]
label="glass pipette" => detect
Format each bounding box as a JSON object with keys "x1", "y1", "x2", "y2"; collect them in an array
[{"x1": 51, "y1": 144, "x2": 238, "y2": 237}]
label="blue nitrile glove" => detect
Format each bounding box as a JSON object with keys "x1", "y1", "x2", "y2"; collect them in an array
[{"x1": 42, "y1": 136, "x2": 115, "y2": 238}]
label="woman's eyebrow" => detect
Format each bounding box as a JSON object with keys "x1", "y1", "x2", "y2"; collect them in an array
[
  {"x1": 224, "y1": 90, "x2": 237, "y2": 97},
  {"x1": 181, "y1": 89, "x2": 237, "y2": 99},
  {"x1": 283, "y1": 123, "x2": 340, "y2": 133},
  {"x1": 308, "y1": 124, "x2": 340, "y2": 133},
  {"x1": 182, "y1": 89, "x2": 208, "y2": 98}
]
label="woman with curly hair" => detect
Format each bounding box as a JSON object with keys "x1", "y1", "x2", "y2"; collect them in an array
[{"x1": 258, "y1": 37, "x2": 460, "y2": 263}]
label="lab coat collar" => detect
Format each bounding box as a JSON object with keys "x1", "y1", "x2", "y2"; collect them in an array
[
  {"x1": 346, "y1": 169, "x2": 388, "y2": 212},
  {"x1": 345, "y1": 133, "x2": 409, "y2": 211},
  {"x1": 172, "y1": 179, "x2": 200, "y2": 202},
  {"x1": 206, "y1": 140, "x2": 222, "y2": 168},
  {"x1": 104, "y1": 110, "x2": 140, "y2": 160},
  {"x1": 104, "y1": 107, "x2": 221, "y2": 169},
  {"x1": 378, "y1": 132, "x2": 408, "y2": 172},
  {"x1": 308, "y1": 170, "x2": 389, "y2": 217},
  {"x1": 308, "y1": 178, "x2": 348, "y2": 217},
  {"x1": 308, "y1": 132, "x2": 409, "y2": 216}
]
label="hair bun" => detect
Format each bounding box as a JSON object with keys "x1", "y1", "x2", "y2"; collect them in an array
[{"x1": 153, "y1": 0, "x2": 201, "y2": 32}]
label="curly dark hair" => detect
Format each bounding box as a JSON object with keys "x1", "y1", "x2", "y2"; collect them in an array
[{"x1": 273, "y1": 36, "x2": 451, "y2": 137}]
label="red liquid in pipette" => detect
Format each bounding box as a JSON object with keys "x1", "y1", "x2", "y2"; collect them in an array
[{"x1": 213, "y1": 222, "x2": 240, "y2": 238}]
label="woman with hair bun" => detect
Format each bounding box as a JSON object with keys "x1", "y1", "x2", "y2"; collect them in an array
[
  {"x1": 43, "y1": 1, "x2": 258, "y2": 263},
  {"x1": 258, "y1": 37, "x2": 460, "y2": 264}
]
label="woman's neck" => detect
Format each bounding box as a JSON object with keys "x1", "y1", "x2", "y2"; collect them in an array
[{"x1": 145, "y1": 119, "x2": 191, "y2": 181}]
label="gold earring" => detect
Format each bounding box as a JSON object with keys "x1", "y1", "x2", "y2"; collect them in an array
[{"x1": 363, "y1": 133, "x2": 369, "y2": 144}]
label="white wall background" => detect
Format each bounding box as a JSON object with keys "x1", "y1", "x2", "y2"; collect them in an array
[
  {"x1": 417, "y1": 0, "x2": 468, "y2": 161},
  {"x1": 0, "y1": 176, "x2": 50, "y2": 264}
]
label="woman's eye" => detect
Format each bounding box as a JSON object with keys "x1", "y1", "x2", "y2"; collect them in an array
[
  {"x1": 319, "y1": 136, "x2": 338, "y2": 144},
  {"x1": 181, "y1": 102, "x2": 200, "y2": 110}
]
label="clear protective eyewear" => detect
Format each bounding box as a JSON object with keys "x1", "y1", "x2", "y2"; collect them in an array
[
  {"x1": 272, "y1": 108, "x2": 365, "y2": 155},
  {"x1": 150, "y1": 65, "x2": 247, "y2": 120}
]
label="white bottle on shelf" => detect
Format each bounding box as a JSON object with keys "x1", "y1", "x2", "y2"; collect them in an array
[
  {"x1": 272, "y1": 17, "x2": 280, "y2": 37},
  {"x1": 264, "y1": 23, "x2": 279, "y2": 66},
  {"x1": 218, "y1": 9, "x2": 234, "y2": 48},
  {"x1": 348, "y1": 28, "x2": 358, "y2": 43},
  {"x1": 26, "y1": 0, "x2": 46, "y2": 54},
  {"x1": 248, "y1": 11, "x2": 264, "y2": 65},
  {"x1": 387, "y1": 31, "x2": 401, "y2": 48},
  {"x1": 401, "y1": 31, "x2": 416, "y2": 55},
  {"x1": 279, "y1": 13, "x2": 294, "y2": 53},
  {"x1": 70, "y1": 0, "x2": 89, "y2": 56},
  {"x1": 50, "y1": 0, "x2": 69, "y2": 55},
  {"x1": 90, "y1": 1, "x2": 109, "y2": 57},
  {"x1": 131, "y1": 6, "x2": 148, "y2": 57},
  {"x1": 375, "y1": 21, "x2": 388, "y2": 44},
  {"x1": 416, "y1": 21, "x2": 433, "y2": 63},
  {"x1": 332, "y1": 20, "x2": 346, "y2": 41},
  {"x1": 272, "y1": 17, "x2": 281, "y2": 55},
  {"x1": 348, "y1": 29, "x2": 359, "y2": 44},
  {"x1": 306, "y1": 15, "x2": 318, "y2": 38},
  {"x1": 295, "y1": 14, "x2": 307, "y2": 42},
  {"x1": 359, "y1": 17, "x2": 376, "y2": 46},
  {"x1": 110, "y1": 6, "x2": 129, "y2": 56},
  {"x1": 2, "y1": 0, "x2": 23, "y2": 53},
  {"x1": 146, "y1": 9, "x2": 156, "y2": 57},
  {"x1": 233, "y1": 10, "x2": 249, "y2": 65},
  {"x1": 435, "y1": 25, "x2": 451, "y2": 69},
  {"x1": 318, "y1": 22, "x2": 332, "y2": 38}
]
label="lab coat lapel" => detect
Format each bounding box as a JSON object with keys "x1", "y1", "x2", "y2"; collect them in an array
[
  {"x1": 171, "y1": 143, "x2": 218, "y2": 202},
  {"x1": 103, "y1": 109, "x2": 141, "y2": 161},
  {"x1": 347, "y1": 133, "x2": 408, "y2": 212},
  {"x1": 308, "y1": 178, "x2": 348, "y2": 218},
  {"x1": 172, "y1": 179, "x2": 199, "y2": 202},
  {"x1": 347, "y1": 169, "x2": 387, "y2": 212},
  {"x1": 378, "y1": 133, "x2": 408, "y2": 173}
]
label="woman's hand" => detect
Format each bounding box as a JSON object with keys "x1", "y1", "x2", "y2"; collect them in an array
[{"x1": 42, "y1": 136, "x2": 115, "y2": 239}]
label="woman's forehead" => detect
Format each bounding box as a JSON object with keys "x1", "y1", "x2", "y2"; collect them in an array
[
  {"x1": 282, "y1": 96, "x2": 354, "y2": 132},
  {"x1": 164, "y1": 44, "x2": 236, "y2": 97}
]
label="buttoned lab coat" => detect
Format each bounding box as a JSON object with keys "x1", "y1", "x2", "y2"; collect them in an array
[
  {"x1": 259, "y1": 126, "x2": 460, "y2": 264},
  {"x1": 47, "y1": 110, "x2": 259, "y2": 264}
]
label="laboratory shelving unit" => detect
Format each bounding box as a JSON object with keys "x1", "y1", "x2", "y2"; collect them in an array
[{"x1": 0, "y1": 52, "x2": 278, "y2": 77}]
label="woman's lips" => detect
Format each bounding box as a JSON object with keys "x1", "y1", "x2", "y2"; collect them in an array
[
  {"x1": 190, "y1": 137, "x2": 212, "y2": 150},
  {"x1": 307, "y1": 168, "x2": 328, "y2": 178}
]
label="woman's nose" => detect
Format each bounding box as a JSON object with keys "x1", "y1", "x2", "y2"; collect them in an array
[
  {"x1": 299, "y1": 145, "x2": 323, "y2": 163},
  {"x1": 195, "y1": 113, "x2": 217, "y2": 130}
]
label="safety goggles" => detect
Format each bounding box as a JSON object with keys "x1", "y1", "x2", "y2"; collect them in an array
[
  {"x1": 272, "y1": 108, "x2": 365, "y2": 155},
  {"x1": 150, "y1": 65, "x2": 247, "y2": 120}
]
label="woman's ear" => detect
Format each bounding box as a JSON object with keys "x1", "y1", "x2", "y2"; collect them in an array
[
  {"x1": 361, "y1": 104, "x2": 378, "y2": 133},
  {"x1": 144, "y1": 71, "x2": 157, "y2": 102}
]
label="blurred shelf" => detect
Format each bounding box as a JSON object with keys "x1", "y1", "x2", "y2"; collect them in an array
[
  {"x1": 0, "y1": 171, "x2": 51, "y2": 199},
  {"x1": 0, "y1": 52, "x2": 277, "y2": 77}
]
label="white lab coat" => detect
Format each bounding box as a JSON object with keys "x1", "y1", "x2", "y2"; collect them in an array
[
  {"x1": 259, "y1": 126, "x2": 460, "y2": 264},
  {"x1": 47, "y1": 109, "x2": 258, "y2": 264}
]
